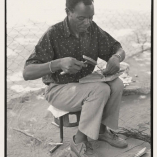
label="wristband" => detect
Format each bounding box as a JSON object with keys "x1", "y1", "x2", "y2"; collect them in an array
[{"x1": 49, "y1": 61, "x2": 55, "y2": 73}]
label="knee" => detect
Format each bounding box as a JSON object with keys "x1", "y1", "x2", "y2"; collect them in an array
[
  {"x1": 116, "y1": 78, "x2": 124, "y2": 91},
  {"x1": 110, "y1": 78, "x2": 124, "y2": 92},
  {"x1": 94, "y1": 83, "x2": 111, "y2": 97}
]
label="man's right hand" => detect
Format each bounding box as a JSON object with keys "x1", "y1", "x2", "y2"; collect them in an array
[{"x1": 60, "y1": 57, "x2": 87, "y2": 74}]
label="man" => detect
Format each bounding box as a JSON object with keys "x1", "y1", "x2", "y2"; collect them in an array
[{"x1": 23, "y1": 0, "x2": 128, "y2": 156}]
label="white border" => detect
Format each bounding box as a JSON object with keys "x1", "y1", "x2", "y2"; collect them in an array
[
  {"x1": 0, "y1": 0, "x2": 4, "y2": 156},
  {"x1": 154, "y1": 0, "x2": 156, "y2": 156}
]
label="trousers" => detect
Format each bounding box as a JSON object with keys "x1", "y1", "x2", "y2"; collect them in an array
[{"x1": 45, "y1": 78, "x2": 124, "y2": 140}]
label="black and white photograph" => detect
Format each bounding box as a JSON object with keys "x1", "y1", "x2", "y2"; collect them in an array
[{"x1": 6, "y1": 0, "x2": 152, "y2": 156}]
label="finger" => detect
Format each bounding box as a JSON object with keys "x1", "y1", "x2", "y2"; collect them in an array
[
  {"x1": 103, "y1": 67, "x2": 115, "y2": 75},
  {"x1": 105, "y1": 71, "x2": 112, "y2": 75},
  {"x1": 60, "y1": 69, "x2": 78, "y2": 75},
  {"x1": 60, "y1": 68, "x2": 69, "y2": 75},
  {"x1": 103, "y1": 64, "x2": 113, "y2": 74},
  {"x1": 103, "y1": 68, "x2": 110, "y2": 75},
  {"x1": 103, "y1": 65, "x2": 114, "y2": 74},
  {"x1": 68, "y1": 68, "x2": 80, "y2": 74},
  {"x1": 106, "y1": 67, "x2": 119, "y2": 75},
  {"x1": 119, "y1": 69, "x2": 125, "y2": 73},
  {"x1": 61, "y1": 64, "x2": 82, "y2": 74},
  {"x1": 74, "y1": 60, "x2": 87, "y2": 68},
  {"x1": 60, "y1": 69, "x2": 68, "y2": 75},
  {"x1": 83, "y1": 61, "x2": 88, "y2": 64},
  {"x1": 110, "y1": 66, "x2": 120, "y2": 73},
  {"x1": 72, "y1": 64, "x2": 82, "y2": 71},
  {"x1": 82, "y1": 61, "x2": 88, "y2": 67}
]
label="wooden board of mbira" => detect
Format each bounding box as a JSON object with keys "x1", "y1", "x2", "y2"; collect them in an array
[{"x1": 79, "y1": 72, "x2": 122, "y2": 83}]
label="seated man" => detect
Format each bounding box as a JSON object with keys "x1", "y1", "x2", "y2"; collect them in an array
[{"x1": 23, "y1": 0, "x2": 128, "y2": 156}]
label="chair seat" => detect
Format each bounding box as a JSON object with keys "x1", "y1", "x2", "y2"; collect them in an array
[
  {"x1": 48, "y1": 105, "x2": 69, "y2": 118},
  {"x1": 54, "y1": 111, "x2": 81, "y2": 127},
  {"x1": 48, "y1": 105, "x2": 81, "y2": 127}
]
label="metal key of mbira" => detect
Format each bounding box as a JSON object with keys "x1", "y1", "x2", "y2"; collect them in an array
[
  {"x1": 133, "y1": 147, "x2": 147, "y2": 157},
  {"x1": 83, "y1": 55, "x2": 104, "y2": 74},
  {"x1": 60, "y1": 55, "x2": 104, "y2": 75}
]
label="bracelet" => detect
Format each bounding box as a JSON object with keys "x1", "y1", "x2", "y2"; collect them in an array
[
  {"x1": 49, "y1": 61, "x2": 55, "y2": 73},
  {"x1": 113, "y1": 54, "x2": 122, "y2": 62}
]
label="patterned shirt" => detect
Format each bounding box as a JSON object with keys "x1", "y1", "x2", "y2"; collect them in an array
[{"x1": 25, "y1": 17, "x2": 122, "y2": 85}]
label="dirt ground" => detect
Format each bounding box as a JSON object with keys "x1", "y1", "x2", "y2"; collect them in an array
[{"x1": 7, "y1": 92, "x2": 151, "y2": 157}]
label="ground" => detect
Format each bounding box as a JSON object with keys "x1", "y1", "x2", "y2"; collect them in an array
[
  {"x1": 7, "y1": 93, "x2": 151, "y2": 157},
  {"x1": 7, "y1": 52, "x2": 151, "y2": 157}
]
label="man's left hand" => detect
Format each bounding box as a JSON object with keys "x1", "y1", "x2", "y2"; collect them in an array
[{"x1": 103, "y1": 56, "x2": 120, "y2": 75}]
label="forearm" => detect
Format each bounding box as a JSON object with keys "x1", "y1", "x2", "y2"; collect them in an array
[
  {"x1": 112, "y1": 48, "x2": 125, "y2": 62},
  {"x1": 23, "y1": 59, "x2": 61, "y2": 80}
]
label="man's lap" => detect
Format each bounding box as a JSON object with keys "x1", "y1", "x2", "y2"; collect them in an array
[{"x1": 45, "y1": 78, "x2": 122, "y2": 112}]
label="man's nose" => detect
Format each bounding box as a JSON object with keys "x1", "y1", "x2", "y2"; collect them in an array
[{"x1": 84, "y1": 18, "x2": 91, "y2": 27}]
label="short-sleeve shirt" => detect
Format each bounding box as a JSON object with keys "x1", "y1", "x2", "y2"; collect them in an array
[{"x1": 25, "y1": 17, "x2": 122, "y2": 85}]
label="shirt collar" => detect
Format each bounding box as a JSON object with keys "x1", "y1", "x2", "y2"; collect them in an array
[
  {"x1": 63, "y1": 17, "x2": 90, "y2": 38},
  {"x1": 63, "y1": 17, "x2": 71, "y2": 38}
]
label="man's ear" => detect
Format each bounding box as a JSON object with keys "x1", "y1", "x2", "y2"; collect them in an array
[
  {"x1": 65, "y1": 8, "x2": 73, "y2": 15},
  {"x1": 65, "y1": 8, "x2": 70, "y2": 15}
]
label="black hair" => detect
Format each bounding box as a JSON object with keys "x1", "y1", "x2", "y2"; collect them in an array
[{"x1": 66, "y1": 0, "x2": 94, "y2": 11}]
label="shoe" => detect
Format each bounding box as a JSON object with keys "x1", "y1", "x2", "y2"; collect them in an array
[
  {"x1": 88, "y1": 140, "x2": 100, "y2": 150},
  {"x1": 98, "y1": 128, "x2": 128, "y2": 148},
  {"x1": 70, "y1": 136, "x2": 99, "y2": 157}
]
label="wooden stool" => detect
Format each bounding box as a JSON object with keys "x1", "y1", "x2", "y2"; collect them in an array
[{"x1": 50, "y1": 111, "x2": 81, "y2": 153}]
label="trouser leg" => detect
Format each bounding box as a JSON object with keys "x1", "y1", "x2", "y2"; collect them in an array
[
  {"x1": 78, "y1": 83, "x2": 111, "y2": 140},
  {"x1": 45, "y1": 82, "x2": 111, "y2": 140},
  {"x1": 101, "y1": 78, "x2": 124, "y2": 130}
]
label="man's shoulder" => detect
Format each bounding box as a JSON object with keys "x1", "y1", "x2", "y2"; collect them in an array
[
  {"x1": 49, "y1": 20, "x2": 64, "y2": 30},
  {"x1": 91, "y1": 21, "x2": 109, "y2": 37},
  {"x1": 90, "y1": 21, "x2": 98, "y2": 30},
  {"x1": 90, "y1": 21, "x2": 104, "y2": 33},
  {"x1": 46, "y1": 20, "x2": 64, "y2": 36}
]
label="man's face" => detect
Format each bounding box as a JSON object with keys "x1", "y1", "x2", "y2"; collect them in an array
[{"x1": 68, "y1": 2, "x2": 94, "y2": 33}]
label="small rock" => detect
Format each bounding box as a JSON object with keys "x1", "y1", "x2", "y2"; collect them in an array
[
  {"x1": 29, "y1": 117, "x2": 37, "y2": 122},
  {"x1": 20, "y1": 96, "x2": 30, "y2": 103},
  {"x1": 135, "y1": 74, "x2": 138, "y2": 77},
  {"x1": 139, "y1": 95, "x2": 147, "y2": 99},
  {"x1": 146, "y1": 122, "x2": 150, "y2": 125}
]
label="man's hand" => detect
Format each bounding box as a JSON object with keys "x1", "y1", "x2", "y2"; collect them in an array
[
  {"x1": 103, "y1": 56, "x2": 120, "y2": 75},
  {"x1": 60, "y1": 57, "x2": 86, "y2": 74}
]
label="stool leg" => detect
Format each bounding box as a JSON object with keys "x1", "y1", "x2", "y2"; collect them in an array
[
  {"x1": 60, "y1": 116, "x2": 63, "y2": 142},
  {"x1": 50, "y1": 116, "x2": 64, "y2": 153}
]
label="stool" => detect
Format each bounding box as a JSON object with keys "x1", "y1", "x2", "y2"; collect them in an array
[{"x1": 50, "y1": 111, "x2": 81, "y2": 153}]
